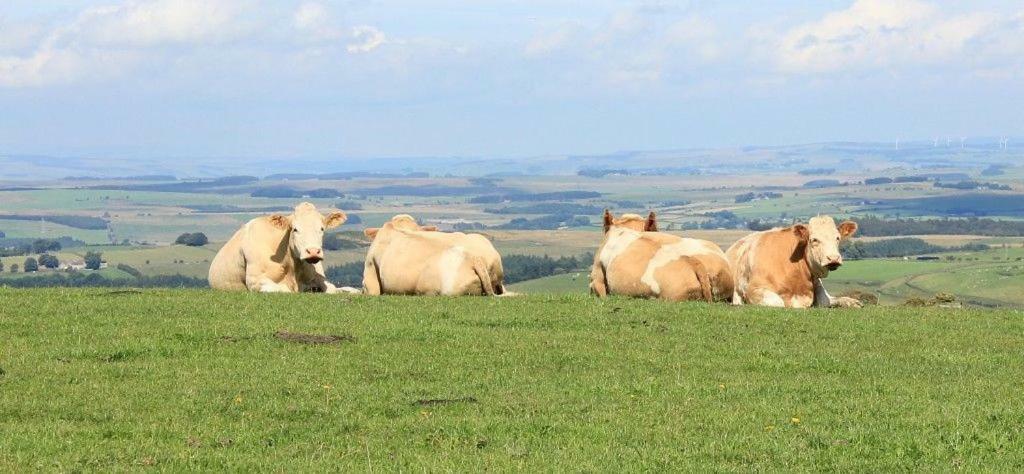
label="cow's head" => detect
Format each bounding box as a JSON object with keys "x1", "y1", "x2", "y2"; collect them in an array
[
  {"x1": 603, "y1": 210, "x2": 658, "y2": 233},
  {"x1": 269, "y1": 202, "x2": 347, "y2": 264},
  {"x1": 794, "y1": 215, "x2": 857, "y2": 277},
  {"x1": 363, "y1": 214, "x2": 437, "y2": 240}
]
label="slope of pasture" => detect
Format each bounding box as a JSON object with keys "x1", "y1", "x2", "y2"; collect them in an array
[
  {"x1": 1, "y1": 290, "x2": 1023, "y2": 471},
  {"x1": 827, "y1": 246, "x2": 1024, "y2": 306}
]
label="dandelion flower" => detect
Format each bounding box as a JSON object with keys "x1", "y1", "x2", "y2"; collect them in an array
[{"x1": 791, "y1": 417, "x2": 800, "y2": 424}]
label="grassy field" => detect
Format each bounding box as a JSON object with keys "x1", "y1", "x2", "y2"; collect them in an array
[{"x1": 2, "y1": 289, "x2": 1023, "y2": 471}]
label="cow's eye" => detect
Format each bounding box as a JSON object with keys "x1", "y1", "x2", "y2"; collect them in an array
[
  {"x1": 320, "y1": 227, "x2": 324, "y2": 232},
  {"x1": 811, "y1": 238, "x2": 819, "y2": 244},
  {"x1": 293, "y1": 228, "x2": 299, "y2": 233}
]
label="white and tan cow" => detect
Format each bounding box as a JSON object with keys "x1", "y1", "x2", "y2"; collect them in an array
[
  {"x1": 590, "y1": 211, "x2": 734, "y2": 302},
  {"x1": 726, "y1": 216, "x2": 861, "y2": 308},
  {"x1": 362, "y1": 215, "x2": 506, "y2": 296},
  {"x1": 208, "y1": 202, "x2": 347, "y2": 293}
]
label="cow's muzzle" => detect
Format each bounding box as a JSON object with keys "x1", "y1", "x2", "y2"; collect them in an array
[
  {"x1": 303, "y1": 256, "x2": 323, "y2": 264},
  {"x1": 826, "y1": 262, "x2": 841, "y2": 271}
]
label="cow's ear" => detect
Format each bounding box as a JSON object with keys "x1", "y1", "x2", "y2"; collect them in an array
[
  {"x1": 838, "y1": 220, "x2": 858, "y2": 239},
  {"x1": 323, "y1": 211, "x2": 347, "y2": 230},
  {"x1": 419, "y1": 225, "x2": 438, "y2": 232},
  {"x1": 363, "y1": 228, "x2": 380, "y2": 240},
  {"x1": 603, "y1": 209, "x2": 614, "y2": 233},
  {"x1": 792, "y1": 224, "x2": 810, "y2": 242},
  {"x1": 645, "y1": 211, "x2": 658, "y2": 232},
  {"x1": 269, "y1": 214, "x2": 291, "y2": 230}
]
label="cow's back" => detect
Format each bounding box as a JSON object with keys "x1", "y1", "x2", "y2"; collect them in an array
[
  {"x1": 371, "y1": 231, "x2": 486, "y2": 295},
  {"x1": 725, "y1": 231, "x2": 761, "y2": 298},
  {"x1": 208, "y1": 226, "x2": 248, "y2": 290},
  {"x1": 602, "y1": 231, "x2": 732, "y2": 301}
]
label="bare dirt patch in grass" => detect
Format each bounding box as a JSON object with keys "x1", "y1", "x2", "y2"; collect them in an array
[{"x1": 273, "y1": 331, "x2": 356, "y2": 345}]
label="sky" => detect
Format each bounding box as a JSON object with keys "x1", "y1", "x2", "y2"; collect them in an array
[{"x1": 1, "y1": 0, "x2": 1022, "y2": 161}]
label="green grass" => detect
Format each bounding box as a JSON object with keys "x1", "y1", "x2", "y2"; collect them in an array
[
  {"x1": 2, "y1": 289, "x2": 1023, "y2": 471},
  {"x1": 510, "y1": 273, "x2": 588, "y2": 294}
]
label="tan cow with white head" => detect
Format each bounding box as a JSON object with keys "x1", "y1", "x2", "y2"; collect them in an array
[
  {"x1": 362, "y1": 215, "x2": 506, "y2": 296},
  {"x1": 208, "y1": 202, "x2": 347, "y2": 293},
  {"x1": 591, "y1": 211, "x2": 734, "y2": 302},
  {"x1": 726, "y1": 215, "x2": 861, "y2": 308}
]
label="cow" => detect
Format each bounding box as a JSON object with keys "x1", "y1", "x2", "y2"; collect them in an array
[
  {"x1": 208, "y1": 202, "x2": 347, "y2": 293},
  {"x1": 361, "y1": 214, "x2": 506, "y2": 296},
  {"x1": 725, "y1": 215, "x2": 861, "y2": 308},
  {"x1": 590, "y1": 210, "x2": 734, "y2": 302}
]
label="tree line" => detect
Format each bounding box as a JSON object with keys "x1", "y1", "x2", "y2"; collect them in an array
[
  {"x1": 855, "y1": 216, "x2": 1024, "y2": 237},
  {"x1": 841, "y1": 238, "x2": 988, "y2": 259},
  {"x1": 0, "y1": 272, "x2": 205, "y2": 288},
  {"x1": 324, "y1": 253, "x2": 594, "y2": 288}
]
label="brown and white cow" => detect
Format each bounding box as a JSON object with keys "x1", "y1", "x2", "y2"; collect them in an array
[
  {"x1": 208, "y1": 202, "x2": 347, "y2": 293},
  {"x1": 362, "y1": 215, "x2": 506, "y2": 296},
  {"x1": 590, "y1": 211, "x2": 734, "y2": 302},
  {"x1": 726, "y1": 215, "x2": 861, "y2": 308}
]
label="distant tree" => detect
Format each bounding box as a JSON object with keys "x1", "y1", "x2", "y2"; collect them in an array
[
  {"x1": 323, "y1": 233, "x2": 366, "y2": 251},
  {"x1": 38, "y1": 254, "x2": 60, "y2": 269},
  {"x1": 174, "y1": 232, "x2": 209, "y2": 247},
  {"x1": 0, "y1": 230, "x2": 5, "y2": 238},
  {"x1": 84, "y1": 251, "x2": 103, "y2": 270},
  {"x1": 10, "y1": 264, "x2": 18, "y2": 273},
  {"x1": 23, "y1": 257, "x2": 38, "y2": 272},
  {"x1": 116, "y1": 263, "x2": 143, "y2": 278},
  {"x1": 32, "y1": 239, "x2": 61, "y2": 254},
  {"x1": 0, "y1": 260, "x2": 4, "y2": 272}
]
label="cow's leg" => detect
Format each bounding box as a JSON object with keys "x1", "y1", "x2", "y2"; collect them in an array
[
  {"x1": 245, "y1": 268, "x2": 291, "y2": 293},
  {"x1": 749, "y1": 288, "x2": 786, "y2": 307},
  {"x1": 362, "y1": 260, "x2": 382, "y2": 296},
  {"x1": 258, "y1": 278, "x2": 292, "y2": 293},
  {"x1": 814, "y1": 278, "x2": 862, "y2": 308},
  {"x1": 731, "y1": 290, "x2": 743, "y2": 305},
  {"x1": 303, "y1": 262, "x2": 338, "y2": 293},
  {"x1": 589, "y1": 263, "x2": 608, "y2": 297}
]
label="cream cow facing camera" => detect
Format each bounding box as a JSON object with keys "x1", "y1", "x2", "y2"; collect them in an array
[
  {"x1": 362, "y1": 215, "x2": 506, "y2": 296},
  {"x1": 726, "y1": 215, "x2": 861, "y2": 308},
  {"x1": 590, "y1": 210, "x2": 734, "y2": 302},
  {"x1": 208, "y1": 202, "x2": 347, "y2": 293}
]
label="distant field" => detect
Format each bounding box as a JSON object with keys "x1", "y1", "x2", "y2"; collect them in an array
[{"x1": 2, "y1": 289, "x2": 1022, "y2": 471}]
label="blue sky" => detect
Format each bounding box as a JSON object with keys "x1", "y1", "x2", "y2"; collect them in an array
[{"x1": 1, "y1": 0, "x2": 1022, "y2": 160}]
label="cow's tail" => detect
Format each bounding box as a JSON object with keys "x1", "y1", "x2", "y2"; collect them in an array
[
  {"x1": 681, "y1": 256, "x2": 713, "y2": 303},
  {"x1": 471, "y1": 256, "x2": 496, "y2": 296}
]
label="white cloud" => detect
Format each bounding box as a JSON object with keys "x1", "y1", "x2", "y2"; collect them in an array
[
  {"x1": 293, "y1": 2, "x2": 344, "y2": 42},
  {"x1": 76, "y1": 0, "x2": 248, "y2": 47},
  {"x1": 774, "y1": 0, "x2": 1024, "y2": 75},
  {"x1": 292, "y1": 3, "x2": 386, "y2": 54},
  {"x1": 522, "y1": 7, "x2": 722, "y2": 90},
  {"x1": 347, "y1": 25, "x2": 386, "y2": 54},
  {"x1": 0, "y1": 0, "x2": 250, "y2": 87}
]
